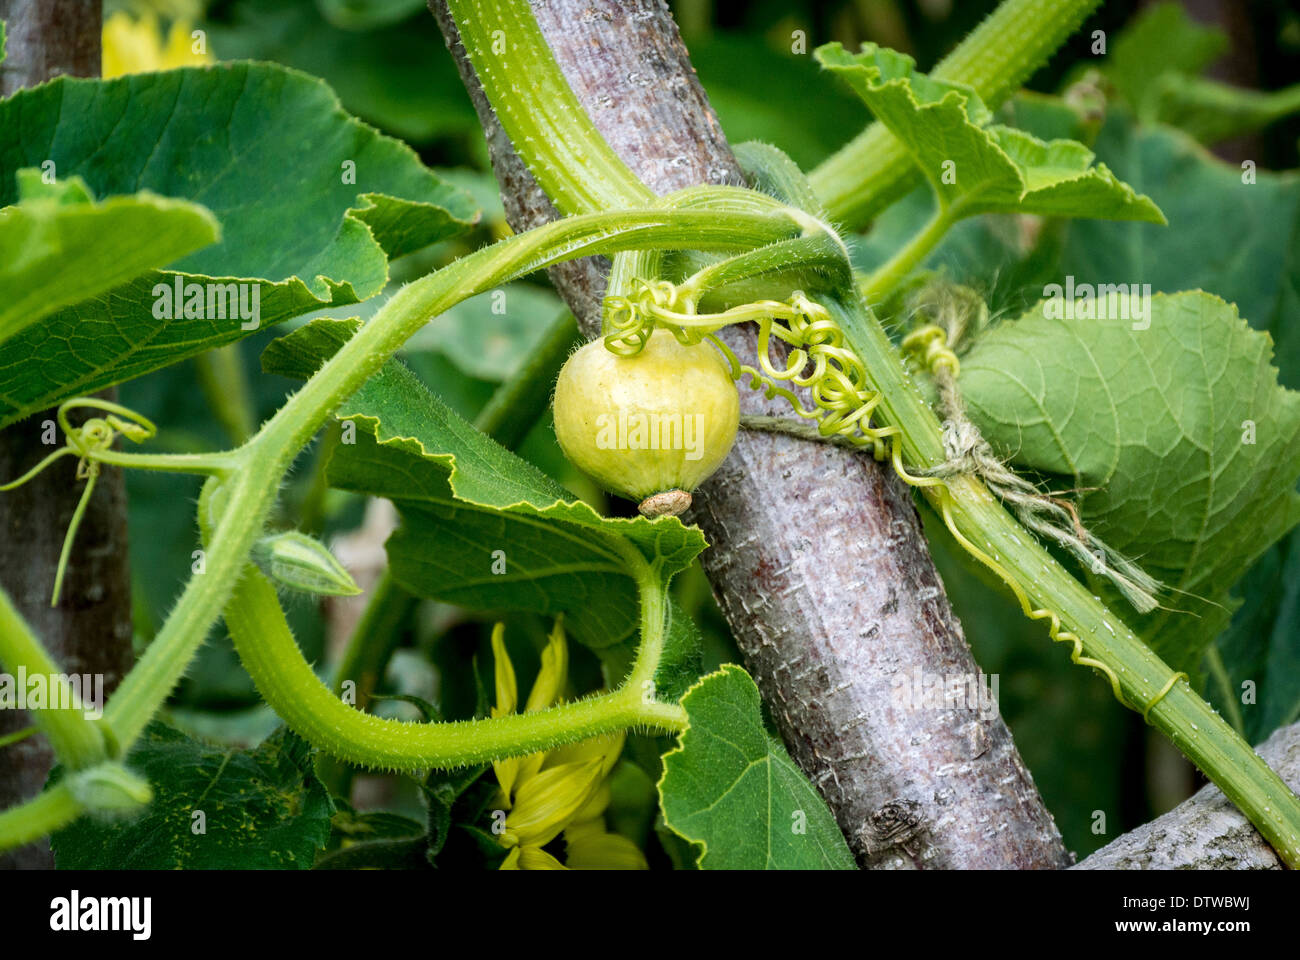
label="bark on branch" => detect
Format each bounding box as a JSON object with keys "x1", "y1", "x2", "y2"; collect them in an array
[
  {"x1": 430, "y1": 0, "x2": 1069, "y2": 868},
  {"x1": 1078, "y1": 721, "x2": 1300, "y2": 869}
]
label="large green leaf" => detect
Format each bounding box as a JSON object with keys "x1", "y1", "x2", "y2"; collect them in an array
[
  {"x1": 0, "y1": 62, "x2": 477, "y2": 426},
  {"x1": 959, "y1": 291, "x2": 1300, "y2": 677},
  {"x1": 658, "y1": 665, "x2": 855, "y2": 870},
  {"x1": 0, "y1": 170, "x2": 217, "y2": 345},
  {"x1": 816, "y1": 42, "x2": 1163, "y2": 223},
  {"x1": 51, "y1": 723, "x2": 332, "y2": 869},
  {"x1": 262, "y1": 319, "x2": 707, "y2": 650}
]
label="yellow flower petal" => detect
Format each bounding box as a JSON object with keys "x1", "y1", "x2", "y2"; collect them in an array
[
  {"x1": 547, "y1": 730, "x2": 624, "y2": 778},
  {"x1": 102, "y1": 13, "x2": 213, "y2": 78},
  {"x1": 499, "y1": 847, "x2": 522, "y2": 870},
  {"x1": 102, "y1": 12, "x2": 165, "y2": 78},
  {"x1": 570, "y1": 780, "x2": 612, "y2": 825},
  {"x1": 524, "y1": 618, "x2": 568, "y2": 713},
  {"x1": 490, "y1": 623, "x2": 520, "y2": 803},
  {"x1": 518, "y1": 846, "x2": 567, "y2": 870},
  {"x1": 503, "y1": 759, "x2": 603, "y2": 849},
  {"x1": 565, "y1": 826, "x2": 649, "y2": 870},
  {"x1": 490, "y1": 622, "x2": 517, "y2": 716}
]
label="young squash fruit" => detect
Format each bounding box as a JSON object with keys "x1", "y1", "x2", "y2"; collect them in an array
[{"x1": 553, "y1": 329, "x2": 739, "y2": 518}]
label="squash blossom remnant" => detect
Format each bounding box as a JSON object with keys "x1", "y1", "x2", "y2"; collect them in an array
[
  {"x1": 490, "y1": 621, "x2": 648, "y2": 870},
  {"x1": 102, "y1": 11, "x2": 214, "y2": 78}
]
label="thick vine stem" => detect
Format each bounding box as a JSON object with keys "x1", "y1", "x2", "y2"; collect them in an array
[
  {"x1": 224, "y1": 564, "x2": 684, "y2": 771},
  {"x1": 809, "y1": 0, "x2": 1101, "y2": 228},
  {"x1": 433, "y1": 0, "x2": 1074, "y2": 868}
]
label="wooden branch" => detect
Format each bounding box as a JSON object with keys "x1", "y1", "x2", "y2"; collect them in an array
[
  {"x1": 429, "y1": 0, "x2": 1069, "y2": 868},
  {"x1": 0, "y1": 0, "x2": 134, "y2": 870},
  {"x1": 1078, "y1": 721, "x2": 1300, "y2": 869}
]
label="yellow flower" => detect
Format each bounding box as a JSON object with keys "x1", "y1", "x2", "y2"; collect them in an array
[
  {"x1": 102, "y1": 11, "x2": 214, "y2": 78},
  {"x1": 490, "y1": 620, "x2": 647, "y2": 870}
]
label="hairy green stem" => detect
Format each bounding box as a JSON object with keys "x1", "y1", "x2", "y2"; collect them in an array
[
  {"x1": 810, "y1": 0, "x2": 1101, "y2": 228},
  {"x1": 858, "y1": 209, "x2": 956, "y2": 305},
  {"x1": 227, "y1": 564, "x2": 683, "y2": 770}
]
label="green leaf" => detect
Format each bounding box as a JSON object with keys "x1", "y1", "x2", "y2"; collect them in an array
[
  {"x1": 0, "y1": 172, "x2": 218, "y2": 346},
  {"x1": 816, "y1": 42, "x2": 1164, "y2": 223},
  {"x1": 51, "y1": 723, "x2": 333, "y2": 869},
  {"x1": 0, "y1": 62, "x2": 477, "y2": 426},
  {"x1": 1061, "y1": 120, "x2": 1300, "y2": 389},
  {"x1": 262, "y1": 318, "x2": 707, "y2": 649},
  {"x1": 658, "y1": 665, "x2": 856, "y2": 870},
  {"x1": 959, "y1": 291, "x2": 1300, "y2": 677}
]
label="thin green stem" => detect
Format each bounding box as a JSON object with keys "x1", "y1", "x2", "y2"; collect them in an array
[
  {"x1": 858, "y1": 208, "x2": 956, "y2": 306},
  {"x1": 0, "y1": 725, "x2": 36, "y2": 750},
  {"x1": 84, "y1": 448, "x2": 238, "y2": 476},
  {"x1": 474, "y1": 310, "x2": 580, "y2": 447},
  {"x1": 0, "y1": 590, "x2": 105, "y2": 768},
  {"x1": 1204, "y1": 644, "x2": 1247, "y2": 739},
  {"x1": 810, "y1": 0, "x2": 1101, "y2": 228}
]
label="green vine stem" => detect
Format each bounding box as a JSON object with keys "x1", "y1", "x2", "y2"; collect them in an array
[
  {"x1": 858, "y1": 208, "x2": 957, "y2": 306},
  {"x1": 809, "y1": 0, "x2": 1101, "y2": 228},
  {"x1": 318, "y1": 320, "x2": 578, "y2": 797},
  {"x1": 224, "y1": 563, "x2": 683, "y2": 771},
  {"x1": 0, "y1": 783, "x2": 82, "y2": 854},
  {"x1": 447, "y1": 0, "x2": 653, "y2": 215}
]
